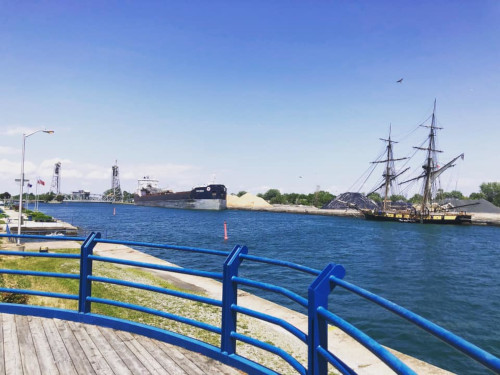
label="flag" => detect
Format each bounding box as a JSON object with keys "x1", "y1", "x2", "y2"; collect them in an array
[
  {"x1": 37, "y1": 179, "x2": 45, "y2": 186},
  {"x1": 27, "y1": 183, "x2": 33, "y2": 188}
]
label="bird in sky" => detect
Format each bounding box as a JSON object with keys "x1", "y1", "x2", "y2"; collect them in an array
[{"x1": 397, "y1": 78, "x2": 403, "y2": 83}]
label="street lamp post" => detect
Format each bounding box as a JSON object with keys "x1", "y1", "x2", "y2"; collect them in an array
[{"x1": 17, "y1": 129, "x2": 54, "y2": 246}]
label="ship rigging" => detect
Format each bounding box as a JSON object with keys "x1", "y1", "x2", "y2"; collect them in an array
[{"x1": 361, "y1": 100, "x2": 471, "y2": 224}]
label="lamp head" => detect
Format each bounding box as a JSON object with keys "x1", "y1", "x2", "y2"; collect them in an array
[{"x1": 43, "y1": 130, "x2": 54, "y2": 134}]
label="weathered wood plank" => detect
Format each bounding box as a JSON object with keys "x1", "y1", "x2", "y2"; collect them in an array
[
  {"x1": 0, "y1": 314, "x2": 244, "y2": 375},
  {"x1": 66, "y1": 321, "x2": 114, "y2": 375},
  {"x1": 156, "y1": 342, "x2": 207, "y2": 375},
  {"x1": 117, "y1": 331, "x2": 168, "y2": 374},
  {"x1": 0, "y1": 314, "x2": 5, "y2": 375},
  {"x1": 113, "y1": 329, "x2": 135, "y2": 342},
  {"x1": 134, "y1": 336, "x2": 189, "y2": 375},
  {"x1": 41, "y1": 318, "x2": 78, "y2": 375},
  {"x1": 96, "y1": 326, "x2": 150, "y2": 374},
  {"x1": 14, "y1": 315, "x2": 41, "y2": 375},
  {"x1": 157, "y1": 341, "x2": 244, "y2": 375},
  {"x1": 83, "y1": 324, "x2": 132, "y2": 375},
  {"x1": 177, "y1": 346, "x2": 244, "y2": 375},
  {"x1": 27, "y1": 316, "x2": 59, "y2": 375},
  {"x1": 2, "y1": 313, "x2": 22, "y2": 375},
  {"x1": 52, "y1": 319, "x2": 96, "y2": 375}
]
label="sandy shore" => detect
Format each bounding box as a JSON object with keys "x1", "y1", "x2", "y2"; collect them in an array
[{"x1": 0, "y1": 236, "x2": 454, "y2": 375}]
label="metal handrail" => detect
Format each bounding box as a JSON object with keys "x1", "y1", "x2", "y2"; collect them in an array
[{"x1": 0, "y1": 232, "x2": 498, "y2": 375}]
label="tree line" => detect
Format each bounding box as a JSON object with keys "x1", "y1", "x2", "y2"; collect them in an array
[
  {"x1": 243, "y1": 182, "x2": 500, "y2": 208},
  {"x1": 368, "y1": 182, "x2": 500, "y2": 207},
  {"x1": 2, "y1": 181, "x2": 500, "y2": 207},
  {"x1": 0, "y1": 190, "x2": 135, "y2": 203}
]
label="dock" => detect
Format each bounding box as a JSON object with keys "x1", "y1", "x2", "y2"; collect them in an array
[
  {"x1": 0, "y1": 313, "x2": 242, "y2": 375},
  {"x1": 1, "y1": 208, "x2": 78, "y2": 236}
]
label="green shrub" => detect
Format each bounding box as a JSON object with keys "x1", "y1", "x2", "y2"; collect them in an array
[
  {"x1": 24, "y1": 209, "x2": 55, "y2": 222},
  {"x1": 1, "y1": 292, "x2": 30, "y2": 304}
]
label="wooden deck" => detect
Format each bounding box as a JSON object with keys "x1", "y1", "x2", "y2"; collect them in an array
[{"x1": 0, "y1": 313, "x2": 244, "y2": 374}]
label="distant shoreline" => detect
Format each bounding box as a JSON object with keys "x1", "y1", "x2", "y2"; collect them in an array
[{"x1": 228, "y1": 204, "x2": 500, "y2": 226}]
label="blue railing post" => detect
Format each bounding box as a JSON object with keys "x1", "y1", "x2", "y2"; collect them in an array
[
  {"x1": 308, "y1": 263, "x2": 346, "y2": 375},
  {"x1": 78, "y1": 232, "x2": 101, "y2": 313},
  {"x1": 221, "y1": 245, "x2": 248, "y2": 355}
]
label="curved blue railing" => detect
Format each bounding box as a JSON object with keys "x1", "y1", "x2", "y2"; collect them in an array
[{"x1": 0, "y1": 232, "x2": 499, "y2": 375}]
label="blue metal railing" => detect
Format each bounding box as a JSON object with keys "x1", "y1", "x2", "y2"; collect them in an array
[{"x1": 0, "y1": 232, "x2": 499, "y2": 375}]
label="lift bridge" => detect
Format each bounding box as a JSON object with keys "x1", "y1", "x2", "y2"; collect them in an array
[
  {"x1": 66, "y1": 190, "x2": 116, "y2": 203},
  {"x1": 65, "y1": 162, "x2": 123, "y2": 203}
]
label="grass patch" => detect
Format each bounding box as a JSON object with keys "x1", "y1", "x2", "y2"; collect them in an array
[
  {"x1": 24, "y1": 210, "x2": 55, "y2": 222},
  {"x1": 0, "y1": 247, "x2": 311, "y2": 374},
  {"x1": 0, "y1": 248, "x2": 221, "y2": 345}
]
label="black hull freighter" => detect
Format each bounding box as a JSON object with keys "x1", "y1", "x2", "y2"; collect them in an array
[
  {"x1": 361, "y1": 100, "x2": 472, "y2": 225},
  {"x1": 134, "y1": 177, "x2": 227, "y2": 210}
]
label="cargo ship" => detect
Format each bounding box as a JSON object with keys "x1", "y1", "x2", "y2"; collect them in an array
[{"x1": 133, "y1": 177, "x2": 227, "y2": 210}]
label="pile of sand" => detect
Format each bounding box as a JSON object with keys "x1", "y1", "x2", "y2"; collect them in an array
[{"x1": 227, "y1": 193, "x2": 271, "y2": 209}]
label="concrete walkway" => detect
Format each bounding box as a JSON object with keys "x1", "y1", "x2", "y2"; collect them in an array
[{"x1": 1, "y1": 208, "x2": 78, "y2": 236}]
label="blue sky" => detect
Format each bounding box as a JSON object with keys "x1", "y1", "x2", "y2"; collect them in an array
[{"x1": 1, "y1": 1, "x2": 499, "y2": 197}]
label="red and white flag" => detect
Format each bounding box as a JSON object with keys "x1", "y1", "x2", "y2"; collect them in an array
[{"x1": 37, "y1": 179, "x2": 45, "y2": 186}]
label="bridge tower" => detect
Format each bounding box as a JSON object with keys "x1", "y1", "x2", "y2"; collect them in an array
[
  {"x1": 111, "y1": 161, "x2": 122, "y2": 202},
  {"x1": 50, "y1": 162, "x2": 61, "y2": 195}
]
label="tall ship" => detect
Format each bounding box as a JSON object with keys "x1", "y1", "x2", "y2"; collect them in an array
[
  {"x1": 361, "y1": 101, "x2": 472, "y2": 224},
  {"x1": 134, "y1": 177, "x2": 227, "y2": 210}
]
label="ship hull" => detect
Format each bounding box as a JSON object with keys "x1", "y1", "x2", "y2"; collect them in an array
[
  {"x1": 134, "y1": 197, "x2": 226, "y2": 210},
  {"x1": 133, "y1": 184, "x2": 227, "y2": 211},
  {"x1": 362, "y1": 210, "x2": 472, "y2": 225}
]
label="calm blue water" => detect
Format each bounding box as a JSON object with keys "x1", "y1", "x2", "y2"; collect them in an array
[{"x1": 39, "y1": 202, "x2": 499, "y2": 374}]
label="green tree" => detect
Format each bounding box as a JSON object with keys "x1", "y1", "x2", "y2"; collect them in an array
[
  {"x1": 436, "y1": 189, "x2": 465, "y2": 200},
  {"x1": 262, "y1": 189, "x2": 282, "y2": 204},
  {"x1": 0, "y1": 192, "x2": 11, "y2": 199},
  {"x1": 236, "y1": 191, "x2": 247, "y2": 197},
  {"x1": 449, "y1": 190, "x2": 465, "y2": 199},
  {"x1": 408, "y1": 194, "x2": 423, "y2": 204},
  {"x1": 283, "y1": 193, "x2": 300, "y2": 205},
  {"x1": 390, "y1": 194, "x2": 407, "y2": 202},
  {"x1": 103, "y1": 188, "x2": 123, "y2": 202},
  {"x1": 122, "y1": 191, "x2": 134, "y2": 202},
  {"x1": 39, "y1": 192, "x2": 56, "y2": 202},
  {"x1": 314, "y1": 191, "x2": 335, "y2": 208},
  {"x1": 469, "y1": 192, "x2": 485, "y2": 200},
  {"x1": 367, "y1": 192, "x2": 382, "y2": 203},
  {"x1": 479, "y1": 182, "x2": 500, "y2": 206},
  {"x1": 55, "y1": 194, "x2": 65, "y2": 202}
]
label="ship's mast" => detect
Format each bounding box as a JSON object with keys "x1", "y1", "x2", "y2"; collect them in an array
[
  {"x1": 382, "y1": 132, "x2": 394, "y2": 211},
  {"x1": 369, "y1": 126, "x2": 408, "y2": 211},
  {"x1": 399, "y1": 100, "x2": 464, "y2": 215},
  {"x1": 421, "y1": 101, "x2": 438, "y2": 214}
]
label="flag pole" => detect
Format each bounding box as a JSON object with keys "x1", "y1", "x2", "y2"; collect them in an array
[
  {"x1": 26, "y1": 184, "x2": 30, "y2": 210},
  {"x1": 35, "y1": 177, "x2": 39, "y2": 212}
]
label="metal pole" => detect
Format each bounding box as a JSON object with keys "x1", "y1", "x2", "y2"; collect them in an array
[
  {"x1": 16, "y1": 129, "x2": 54, "y2": 247},
  {"x1": 16, "y1": 134, "x2": 26, "y2": 246},
  {"x1": 35, "y1": 177, "x2": 39, "y2": 212}
]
